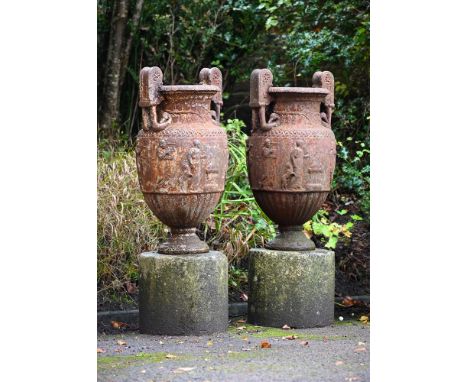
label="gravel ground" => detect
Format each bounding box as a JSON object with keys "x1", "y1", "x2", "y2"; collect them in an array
[{"x1": 97, "y1": 319, "x2": 369, "y2": 382}]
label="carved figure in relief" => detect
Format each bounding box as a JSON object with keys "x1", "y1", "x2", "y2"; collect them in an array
[
  {"x1": 157, "y1": 139, "x2": 175, "y2": 160},
  {"x1": 180, "y1": 140, "x2": 206, "y2": 191},
  {"x1": 258, "y1": 139, "x2": 276, "y2": 188},
  {"x1": 306, "y1": 154, "x2": 325, "y2": 189},
  {"x1": 155, "y1": 139, "x2": 176, "y2": 192},
  {"x1": 205, "y1": 147, "x2": 220, "y2": 187},
  {"x1": 281, "y1": 141, "x2": 309, "y2": 190}
]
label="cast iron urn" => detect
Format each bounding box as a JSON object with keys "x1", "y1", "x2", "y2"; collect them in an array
[
  {"x1": 136, "y1": 66, "x2": 228, "y2": 254},
  {"x1": 247, "y1": 69, "x2": 336, "y2": 251}
]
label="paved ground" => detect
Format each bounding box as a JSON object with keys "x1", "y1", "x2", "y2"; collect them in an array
[{"x1": 97, "y1": 318, "x2": 369, "y2": 382}]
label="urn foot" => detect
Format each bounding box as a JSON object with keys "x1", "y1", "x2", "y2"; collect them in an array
[
  {"x1": 248, "y1": 248, "x2": 335, "y2": 328},
  {"x1": 139, "y1": 251, "x2": 228, "y2": 335},
  {"x1": 266, "y1": 225, "x2": 315, "y2": 251},
  {"x1": 158, "y1": 228, "x2": 209, "y2": 255}
]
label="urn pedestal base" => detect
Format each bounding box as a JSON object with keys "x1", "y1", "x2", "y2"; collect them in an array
[
  {"x1": 158, "y1": 228, "x2": 209, "y2": 255},
  {"x1": 139, "y1": 251, "x2": 228, "y2": 335},
  {"x1": 248, "y1": 248, "x2": 334, "y2": 328},
  {"x1": 266, "y1": 225, "x2": 316, "y2": 251}
]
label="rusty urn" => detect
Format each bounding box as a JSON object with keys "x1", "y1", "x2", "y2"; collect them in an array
[
  {"x1": 136, "y1": 66, "x2": 228, "y2": 254},
  {"x1": 247, "y1": 69, "x2": 336, "y2": 251},
  {"x1": 136, "y1": 66, "x2": 228, "y2": 335}
]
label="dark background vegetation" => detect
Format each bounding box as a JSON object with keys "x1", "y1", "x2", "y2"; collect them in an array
[{"x1": 97, "y1": 0, "x2": 370, "y2": 309}]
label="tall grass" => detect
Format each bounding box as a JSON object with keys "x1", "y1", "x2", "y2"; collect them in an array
[{"x1": 97, "y1": 150, "x2": 165, "y2": 304}]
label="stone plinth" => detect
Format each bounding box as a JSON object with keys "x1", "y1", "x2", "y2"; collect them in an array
[
  {"x1": 248, "y1": 248, "x2": 335, "y2": 328},
  {"x1": 139, "y1": 251, "x2": 228, "y2": 335}
]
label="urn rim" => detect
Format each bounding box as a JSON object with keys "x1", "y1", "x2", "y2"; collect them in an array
[
  {"x1": 269, "y1": 86, "x2": 329, "y2": 95},
  {"x1": 160, "y1": 84, "x2": 219, "y2": 94}
]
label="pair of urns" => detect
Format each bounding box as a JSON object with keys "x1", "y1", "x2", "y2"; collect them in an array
[{"x1": 136, "y1": 66, "x2": 336, "y2": 254}]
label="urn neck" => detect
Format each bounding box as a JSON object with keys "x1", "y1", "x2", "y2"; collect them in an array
[
  {"x1": 269, "y1": 87, "x2": 328, "y2": 127},
  {"x1": 160, "y1": 85, "x2": 218, "y2": 124}
]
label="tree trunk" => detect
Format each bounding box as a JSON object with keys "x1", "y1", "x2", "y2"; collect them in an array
[
  {"x1": 99, "y1": 0, "x2": 130, "y2": 140},
  {"x1": 119, "y1": 0, "x2": 144, "y2": 91}
]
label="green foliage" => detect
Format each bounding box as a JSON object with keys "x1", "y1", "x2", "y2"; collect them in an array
[{"x1": 205, "y1": 119, "x2": 275, "y2": 265}]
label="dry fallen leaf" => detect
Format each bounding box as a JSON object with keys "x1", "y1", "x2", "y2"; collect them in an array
[
  {"x1": 260, "y1": 341, "x2": 271, "y2": 349},
  {"x1": 359, "y1": 315, "x2": 369, "y2": 324},
  {"x1": 236, "y1": 319, "x2": 246, "y2": 324},
  {"x1": 354, "y1": 346, "x2": 367, "y2": 353},
  {"x1": 300, "y1": 341, "x2": 309, "y2": 346},
  {"x1": 282, "y1": 335, "x2": 298, "y2": 340},
  {"x1": 236, "y1": 326, "x2": 246, "y2": 330},
  {"x1": 282, "y1": 324, "x2": 291, "y2": 330},
  {"x1": 117, "y1": 340, "x2": 127, "y2": 346},
  {"x1": 97, "y1": 348, "x2": 105, "y2": 353},
  {"x1": 241, "y1": 336, "x2": 249, "y2": 341},
  {"x1": 207, "y1": 340, "x2": 214, "y2": 347},
  {"x1": 165, "y1": 354, "x2": 177, "y2": 359},
  {"x1": 335, "y1": 360, "x2": 344, "y2": 366},
  {"x1": 123, "y1": 281, "x2": 137, "y2": 294},
  {"x1": 111, "y1": 320, "x2": 129, "y2": 329}
]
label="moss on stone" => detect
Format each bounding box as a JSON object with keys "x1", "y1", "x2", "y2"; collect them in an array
[
  {"x1": 97, "y1": 352, "x2": 188, "y2": 371},
  {"x1": 229, "y1": 322, "x2": 344, "y2": 340}
]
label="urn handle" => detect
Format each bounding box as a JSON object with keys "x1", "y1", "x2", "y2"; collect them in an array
[
  {"x1": 249, "y1": 69, "x2": 279, "y2": 131},
  {"x1": 312, "y1": 71, "x2": 335, "y2": 128},
  {"x1": 139, "y1": 66, "x2": 171, "y2": 131},
  {"x1": 199, "y1": 67, "x2": 223, "y2": 124}
]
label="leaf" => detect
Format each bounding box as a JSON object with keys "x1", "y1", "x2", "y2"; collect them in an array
[
  {"x1": 207, "y1": 340, "x2": 214, "y2": 347},
  {"x1": 359, "y1": 315, "x2": 369, "y2": 324},
  {"x1": 300, "y1": 341, "x2": 309, "y2": 346},
  {"x1": 111, "y1": 320, "x2": 129, "y2": 329},
  {"x1": 236, "y1": 319, "x2": 246, "y2": 324},
  {"x1": 282, "y1": 324, "x2": 291, "y2": 330},
  {"x1": 336, "y1": 209, "x2": 348, "y2": 215},
  {"x1": 342, "y1": 296, "x2": 357, "y2": 307},
  {"x1": 282, "y1": 335, "x2": 298, "y2": 340},
  {"x1": 165, "y1": 354, "x2": 177, "y2": 359},
  {"x1": 335, "y1": 360, "x2": 344, "y2": 366},
  {"x1": 97, "y1": 348, "x2": 105, "y2": 353},
  {"x1": 260, "y1": 341, "x2": 271, "y2": 349},
  {"x1": 354, "y1": 346, "x2": 367, "y2": 353},
  {"x1": 236, "y1": 326, "x2": 246, "y2": 330},
  {"x1": 351, "y1": 214, "x2": 363, "y2": 221},
  {"x1": 117, "y1": 340, "x2": 127, "y2": 346},
  {"x1": 240, "y1": 293, "x2": 249, "y2": 301}
]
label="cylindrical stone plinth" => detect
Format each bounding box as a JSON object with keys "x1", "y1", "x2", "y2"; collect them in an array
[
  {"x1": 139, "y1": 251, "x2": 228, "y2": 335},
  {"x1": 248, "y1": 248, "x2": 335, "y2": 328}
]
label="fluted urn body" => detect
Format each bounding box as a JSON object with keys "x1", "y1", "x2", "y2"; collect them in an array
[
  {"x1": 247, "y1": 69, "x2": 336, "y2": 250},
  {"x1": 136, "y1": 67, "x2": 228, "y2": 254}
]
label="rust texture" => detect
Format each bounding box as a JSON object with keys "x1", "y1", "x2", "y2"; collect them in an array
[
  {"x1": 136, "y1": 66, "x2": 228, "y2": 254},
  {"x1": 247, "y1": 69, "x2": 336, "y2": 251}
]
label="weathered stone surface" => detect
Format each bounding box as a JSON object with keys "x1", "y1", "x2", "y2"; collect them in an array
[
  {"x1": 139, "y1": 251, "x2": 228, "y2": 335},
  {"x1": 248, "y1": 248, "x2": 335, "y2": 328}
]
